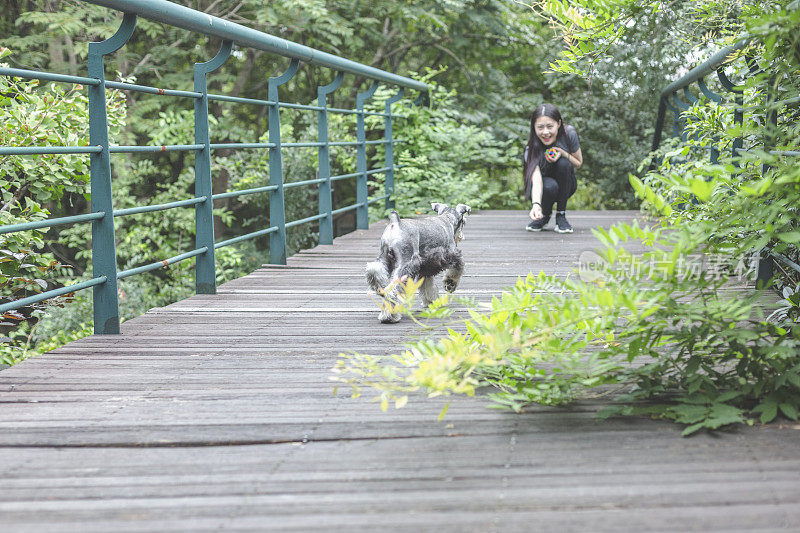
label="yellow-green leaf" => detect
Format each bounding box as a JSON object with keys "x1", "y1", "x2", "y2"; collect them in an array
[
  {"x1": 689, "y1": 178, "x2": 714, "y2": 202},
  {"x1": 777, "y1": 232, "x2": 800, "y2": 244}
]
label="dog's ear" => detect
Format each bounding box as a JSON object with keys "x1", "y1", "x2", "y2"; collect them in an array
[
  {"x1": 455, "y1": 204, "x2": 471, "y2": 217},
  {"x1": 431, "y1": 202, "x2": 448, "y2": 214}
]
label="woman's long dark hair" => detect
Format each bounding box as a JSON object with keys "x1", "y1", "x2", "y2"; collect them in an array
[{"x1": 523, "y1": 103, "x2": 566, "y2": 200}]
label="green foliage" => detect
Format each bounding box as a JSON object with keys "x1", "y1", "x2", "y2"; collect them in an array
[
  {"x1": 768, "y1": 284, "x2": 800, "y2": 323},
  {"x1": 6, "y1": 0, "x2": 646, "y2": 221},
  {"x1": 368, "y1": 70, "x2": 521, "y2": 220}
]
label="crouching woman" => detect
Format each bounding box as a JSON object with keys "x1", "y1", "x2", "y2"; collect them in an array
[{"x1": 523, "y1": 103, "x2": 583, "y2": 234}]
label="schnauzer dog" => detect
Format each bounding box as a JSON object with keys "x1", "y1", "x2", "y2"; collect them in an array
[{"x1": 365, "y1": 202, "x2": 471, "y2": 323}]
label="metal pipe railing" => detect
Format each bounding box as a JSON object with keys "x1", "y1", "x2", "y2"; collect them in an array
[
  {"x1": 83, "y1": 0, "x2": 428, "y2": 92},
  {"x1": 214, "y1": 226, "x2": 279, "y2": 250},
  {"x1": 212, "y1": 185, "x2": 278, "y2": 201},
  {"x1": 0, "y1": 277, "x2": 107, "y2": 315},
  {"x1": 0, "y1": 212, "x2": 105, "y2": 235},
  {"x1": 116, "y1": 247, "x2": 208, "y2": 280},
  {"x1": 330, "y1": 203, "x2": 363, "y2": 216},
  {"x1": 104, "y1": 80, "x2": 201, "y2": 98},
  {"x1": 113, "y1": 197, "x2": 207, "y2": 217},
  {"x1": 659, "y1": 39, "x2": 750, "y2": 99},
  {"x1": 0, "y1": 146, "x2": 102, "y2": 155},
  {"x1": 0, "y1": 66, "x2": 100, "y2": 86},
  {"x1": 652, "y1": 38, "x2": 749, "y2": 153}
]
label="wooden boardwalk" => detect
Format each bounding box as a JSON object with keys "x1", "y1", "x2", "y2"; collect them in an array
[{"x1": 1, "y1": 210, "x2": 799, "y2": 532}]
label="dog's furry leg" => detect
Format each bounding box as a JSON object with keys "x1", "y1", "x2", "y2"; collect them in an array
[
  {"x1": 378, "y1": 305, "x2": 402, "y2": 324},
  {"x1": 443, "y1": 250, "x2": 464, "y2": 293},
  {"x1": 378, "y1": 253, "x2": 422, "y2": 323},
  {"x1": 365, "y1": 259, "x2": 390, "y2": 293},
  {"x1": 378, "y1": 275, "x2": 403, "y2": 323},
  {"x1": 396, "y1": 254, "x2": 422, "y2": 281},
  {"x1": 419, "y1": 277, "x2": 438, "y2": 307},
  {"x1": 366, "y1": 247, "x2": 400, "y2": 323}
]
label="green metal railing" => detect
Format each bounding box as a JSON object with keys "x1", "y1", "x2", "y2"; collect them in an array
[
  {"x1": 0, "y1": 0, "x2": 428, "y2": 334},
  {"x1": 651, "y1": 38, "x2": 799, "y2": 283}
]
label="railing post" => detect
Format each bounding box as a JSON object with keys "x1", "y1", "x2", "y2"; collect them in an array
[
  {"x1": 383, "y1": 87, "x2": 404, "y2": 211},
  {"x1": 718, "y1": 66, "x2": 774, "y2": 285},
  {"x1": 193, "y1": 40, "x2": 232, "y2": 294},
  {"x1": 267, "y1": 59, "x2": 300, "y2": 265},
  {"x1": 356, "y1": 81, "x2": 379, "y2": 229},
  {"x1": 732, "y1": 93, "x2": 744, "y2": 161},
  {"x1": 697, "y1": 79, "x2": 722, "y2": 104},
  {"x1": 717, "y1": 69, "x2": 743, "y2": 163},
  {"x1": 664, "y1": 98, "x2": 681, "y2": 139},
  {"x1": 652, "y1": 97, "x2": 667, "y2": 152},
  {"x1": 317, "y1": 71, "x2": 344, "y2": 245},
  {"x1": 672, "y1": 93, "x2": 691, "y2": 142},
  {"x1": 697, "y1": 78, "x2": 723, "y2": 164},
  {"x1": 87, "y1": 13, "x2": 137, "y2": 335},
  {"x1": 757, "y1": 75, "x2": 779, "y2": 284},
  {"x1": 682, "y1": 87, "x2": 698, "y2": 105},
  {"x1": 650, "y1": 96, "x2": 671, "y2": 171},
  {"x1": 762, "y1": 75, "x2": 778, "y2": 176}
]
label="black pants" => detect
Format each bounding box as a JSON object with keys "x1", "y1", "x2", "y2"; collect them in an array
[{"x1": 540, "y1": 157, "x2": 577, "y2": 216}]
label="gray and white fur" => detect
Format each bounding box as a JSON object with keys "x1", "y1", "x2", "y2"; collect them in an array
[{"x1": 365, "y1": 202, "x2": 471, "y2": 323}]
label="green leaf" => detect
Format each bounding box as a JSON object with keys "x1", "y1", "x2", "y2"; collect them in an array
[
  {"x1": 682, "y1": 422, "x2": 706, "y2": 436},
  {"x1": 757, "y1": 401, "x2": 778, "y2": 424},
  {"x1": 596, "y1": 404, "x2": 626, "y2": 419},
  {"x1": 706, "y1": 403, "x2": 744, "y2": 428},
  {"x1": 671, "y1": 403, "x2": 708, "y2": 424},
  {"x1": 689, "y1": 178, "x2": 714, "y2": 202},
  {"x1": 777, "y1": 232, "x2": 800, "y2": 244},
  {"x1": 685, "y1": 356, "x2": 700, "y2": 375},
  {"x1": 779, "y1": 403, "x2": 798, "y2": 421},
  {"x1": 716, "y1": 390, "x2": 742, "y2": 403}
]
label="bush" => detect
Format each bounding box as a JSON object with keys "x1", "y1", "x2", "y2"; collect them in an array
[{"x1": 367, "y1": 70, "x2": 523, "y2": 221}]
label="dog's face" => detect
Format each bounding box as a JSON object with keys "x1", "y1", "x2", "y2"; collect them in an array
[{"x1": 431, "y1": 202, "x2": 471, "y2": 243}]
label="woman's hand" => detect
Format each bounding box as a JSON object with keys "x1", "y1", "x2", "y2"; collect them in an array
[
  {"x1": 529, "y1": 203, "x2": 543, "y2": 220},
  {"x1": 545, "y1": 146, "x2": 566, "y2": 163}
]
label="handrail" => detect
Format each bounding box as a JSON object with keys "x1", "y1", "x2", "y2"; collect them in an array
[
  {"x1": 83, "y1": 0, "x2": 428, "y2": 92},
  {"x1": 652, "y1": 38, "x2": 749, "y2": 153},
  {"x1": 0, "y1": 277, "x2": 107, "y2": 315},
  {"x1": 658, "y1": 39, "x2": 750, "y2": 100},
  {"x1": 0, "y1": 0, "x2": 426, "y2": 334}
]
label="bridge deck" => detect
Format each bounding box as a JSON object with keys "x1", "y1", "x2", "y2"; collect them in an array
[{"x1": 1, "y1": 210, "x2": 798, "y2": 531}]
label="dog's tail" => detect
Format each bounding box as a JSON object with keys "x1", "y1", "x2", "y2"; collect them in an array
[{"x1": 365, "y1": 259, "x2": 390, "y2": 293}]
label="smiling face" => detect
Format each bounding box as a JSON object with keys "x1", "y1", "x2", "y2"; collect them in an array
[{"x1": 534, "y1": 115, "x2": 561, "y2": 146}]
